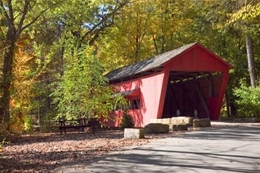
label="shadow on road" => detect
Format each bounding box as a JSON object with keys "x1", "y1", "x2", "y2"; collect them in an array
[
  {"x1": 183, "y1": 125, "x2": 260, "y2": 141},
  {"x1": 78, "y1": 125, "x2": 260, "y2": 173}
]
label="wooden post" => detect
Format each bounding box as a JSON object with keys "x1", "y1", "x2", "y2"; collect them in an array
[{"x1": 194, "y1": 81, "x2": 210, "y2": 118}]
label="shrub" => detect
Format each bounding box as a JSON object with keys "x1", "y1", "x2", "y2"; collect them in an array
[
  {"x1": 119, "y1": 113, "x2": 134, "y2": 130},
  {"x1": 234, "y1": 85, "x2": 260, "y2": 117},
  {"x1": 24, "y1": 116, "x2": 33, "y2": 133}
]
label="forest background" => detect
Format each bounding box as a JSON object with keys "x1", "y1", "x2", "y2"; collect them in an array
[{"x1": 0, "y1": 0, "x2": 260, "y2": 135}]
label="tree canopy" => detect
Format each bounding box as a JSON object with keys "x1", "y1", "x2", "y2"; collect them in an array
[{"x1": 1, "y1": 0, "x2": 260, "y2": 134}]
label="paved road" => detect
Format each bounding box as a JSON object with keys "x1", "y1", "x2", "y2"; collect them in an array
[{"x1": 57, "y1": 125, "x2": 260, "y2": 173}]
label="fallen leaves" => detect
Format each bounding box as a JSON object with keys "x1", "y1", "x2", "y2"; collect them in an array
[
  {"x1": 0, "y1": 130, "x2": 172, "y2": 173},
  {"x1": 1, "y1": 121, "x2": 247, "y2": 173}
]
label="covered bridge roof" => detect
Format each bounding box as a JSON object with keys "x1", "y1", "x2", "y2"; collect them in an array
[{"x1": 105, "y1": 42, "x2": 231, "y2": 83}]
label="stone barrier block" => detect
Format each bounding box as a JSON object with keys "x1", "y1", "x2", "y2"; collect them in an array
[
  {"x1": 155, "y1": 119, "x2": 163, "y2": 123},
  {"x1": 162, "y1": 118, "x2": 171, "y2": 124},
  {"x1": 124, "y1": 128, "x2": 145, "y2": 139},
  {"x1": 150, "y1": 119, "x2": 162, "y2": 123},
  {"x1": 193, "y1": 118, "x2": 211, "y2": 128},
  {"x1": 171, "y1": 116, "x2": 194, "y2": 126},
  {"x1": 172, "y1": 124, "x2": 189, "y2": 131},
  {"x1": 144, "y1": 123, "x2": 169, "y2": 134}
]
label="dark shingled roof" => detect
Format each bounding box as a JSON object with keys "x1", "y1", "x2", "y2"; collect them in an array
[{"x1": 105, "y1": 42, "x2": 197, "y2": 82}]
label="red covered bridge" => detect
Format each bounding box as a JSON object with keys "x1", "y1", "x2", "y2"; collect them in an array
[{"x1": 105, "y1": 43, "x2": 232, "y2": 127}]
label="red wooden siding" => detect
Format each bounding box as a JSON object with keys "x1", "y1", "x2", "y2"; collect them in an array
[
  {"x1": 109, "y1": 72, "x2": 166, "y2": 127},
  {"x1": 168, "y1": 46, "x2": 229, "y2": 72},
  {"x1": 108, "y1": 43, "x2": 231, "y2": 127}
]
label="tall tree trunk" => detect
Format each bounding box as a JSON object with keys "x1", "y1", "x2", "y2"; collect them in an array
[
  {"x1": 1, "y1": 28, "x2": 16, "y2": 123},
  {"x1": 246, "y1": 35, "x2": 256, "y2": 88},
  {"x1": 0, "y1": 0, "x2": 50, "y2": 124}
]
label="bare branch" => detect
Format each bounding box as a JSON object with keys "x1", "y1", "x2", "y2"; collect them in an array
[
  {"x1": 16, "y1": 0, "x2": 30, "y2": 36},
  {"x1": 18, "y1": 0, "x2": 64, "y2": 36},
  {"x1": 89, "y1": 21, "x2": 114, "y2": 45},
  {"x1": 0, "y1": 0, "x2": 11, "y2": 25},
  {"x1": 7, "y1": 0, "x2": 14, "y2": 22},
  {"x1": 18, "y1": 8, "x2": 48, "y2": 36},
  {"x1": 80, "y1": 0, "x2": 130, "y2": 43}
]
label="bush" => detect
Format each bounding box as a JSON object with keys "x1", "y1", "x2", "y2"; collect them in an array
[
  {"x1": 234, "y1": 85, "x2": 260, "y2": 117},
  {"x1": 119, "y1": 113, "x2": 134, "y2": 130},
  {"x1": 24, "y1": 116, "x2": 33, "y2": 133}
]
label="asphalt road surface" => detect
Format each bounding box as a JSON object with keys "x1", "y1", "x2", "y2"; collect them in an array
[{"x1": 57, "y1": 125, "x2": 260, "y2": 173}]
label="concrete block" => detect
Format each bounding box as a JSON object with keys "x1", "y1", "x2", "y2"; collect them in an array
[
  {"x1": 171, "y1": 116, "x2": 194, "y2": 126},
  {"x1": 172, "y1": 124, "x2": 189, "y2": 131},
  {"x1": 144, "y1": 123, "x2": 169, "y2": 134},
  {"x1": 150, "y1": 119, "x2": 157, "y2": 123},
  {"x1": 155, "y1": 119, "x2": 163, "y2": 123},
  {"x1": 193, "y1": 118, "x2": 211, "y2": 128},
  {"x1": 124, "y1": 128, "x2": 145, "y2": 139},
  {"x1": 162, "y1": 118, "x2": 171, "y2": 124}
]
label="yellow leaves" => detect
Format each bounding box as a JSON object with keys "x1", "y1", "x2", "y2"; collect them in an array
[
  {"x1": 228, "y1": 2, "x2": 260, "y2": 25},
  {"x1": 11, "y1": 39, "x2": 36, "y2": 128},
  {"x1": 14, "y1": 47, "x2": 33, "y2": 79},
  {"x1": 243, "y1": 3, "x2": 260, "y2": 20}
]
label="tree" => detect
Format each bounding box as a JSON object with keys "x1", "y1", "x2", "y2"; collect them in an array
[
  {"x1": 51, "y1": 47, "x2": 125, "y2": 122},
  {"x1": 228, "y1": 1, "x2": 260, "y2": 87},
  {"x1": 98, "y1": 0, "x2": 194, "y2": 70},
  {"x1": 10, "y1": 38, "x2": 38, "y2": 132},
  {"x1": 0, "y1": 0, "x2": 130, "y2": 126},
  {"x1": 0, "y1": 0, "x2": 60, "y2": 124}
]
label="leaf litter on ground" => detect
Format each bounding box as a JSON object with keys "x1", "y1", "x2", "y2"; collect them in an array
[
  {"x1": 1, "y1": 121, "x2": 258, "y2": 173},
  {"x1": 0, "y1": 129, "x2": 183, "y2": 173}
]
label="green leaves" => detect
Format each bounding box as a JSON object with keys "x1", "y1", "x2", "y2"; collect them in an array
[
  {"x1": 229, "y1": 3, "x2": 260, "y2": 22},
  {"x1": 98, "y1": 0, "x2": 195, "y2": 70},
  {"x1": 227, "y1": 2, "x2": 260, "y2": 36},
  {"x1": 234, "y1": 84, "x2": 260, "y2": 117},
  {"x1": 1, "y1": 0, "x2": 260, "y2": 126},
  {"x1": 51, "y1": 47, "x2": 125, "y2": 121}
]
